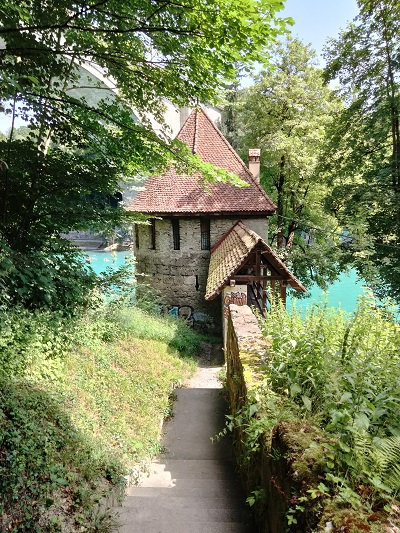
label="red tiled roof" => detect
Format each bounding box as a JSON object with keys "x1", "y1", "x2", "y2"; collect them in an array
[
  {"x1": 205, "y1": 221, "x2": 307, "y2": 300},
  {"x1": 128, "y1": 108, "x2": 276, "y2": 215}
]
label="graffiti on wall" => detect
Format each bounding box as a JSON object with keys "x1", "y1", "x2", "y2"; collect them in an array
[
  {"x1": 161, "y1": 305, "x2": 194, "y2": 326},
  {"x1": 223, "y1": 290, "x2": 247, "y2": 318}
]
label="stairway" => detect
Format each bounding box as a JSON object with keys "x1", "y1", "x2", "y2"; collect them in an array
[{"x1": 116, "y1": 366, "x2": 255, "y2": 533}]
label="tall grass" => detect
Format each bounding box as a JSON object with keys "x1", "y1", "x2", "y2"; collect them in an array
[
  {"x1": 0, "y1": 304, "x2": 198, "y2": 531},
  {"x1": 257, "y1": 293, "x2": 400, "y2": 517},
  {"x1": 106, "y1": 306, "x2": 204, "y2": 357}
]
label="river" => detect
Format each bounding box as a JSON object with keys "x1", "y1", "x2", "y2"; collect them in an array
[
  {"x1": 86, "y1": 252, "x2": 395, "y2": 317},
  {"x1": 85, "y1": 250, "x2": 133, "y2": 273},
  {"x1": 287, "y1": 269, "x2": 368, "y2": 315}
]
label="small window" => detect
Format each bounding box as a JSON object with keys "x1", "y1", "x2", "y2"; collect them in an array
[
  {"x1": 149, "y1": 219, "x2": 156, "y2": 250},
  {"x1": 172, "y1": 219, "x2": 180, "y2": 250},
  {"x1": 200, "y1": 218, "x2": 210, "y2": 250},
  {"x1": 135, "y1": 224, "x2": 139, "y2": 249}
]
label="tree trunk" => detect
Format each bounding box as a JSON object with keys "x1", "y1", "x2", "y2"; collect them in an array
[
  {"x1": 379, "y1": 1, "x2": 400, "y2": 190},
  {"x1": 286, "y1": 220, "x2": 298, "y2": 250},
  {"x1": 277, "y1": 155, "x2": 285, "y2": 248}
]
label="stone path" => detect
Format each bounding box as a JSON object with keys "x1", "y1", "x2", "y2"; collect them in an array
[{"x1": 116, "y1": 348, "x2": 255, "y2": 533}]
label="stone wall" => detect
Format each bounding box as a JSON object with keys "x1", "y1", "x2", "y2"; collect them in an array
[
  {"x1": 210, "y1": 217, "x2": 268, "y2": 246},
  {"x1": 134, "y1": 216, "x2": 268, "y2": 329},
  {"x1": 226, "y1": 305, "x2": 293, "y2": 533}
]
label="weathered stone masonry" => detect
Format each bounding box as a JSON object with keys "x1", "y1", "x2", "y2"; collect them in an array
[{"x1": 134, "y1": 217, "x2": 268, "y2": 326}]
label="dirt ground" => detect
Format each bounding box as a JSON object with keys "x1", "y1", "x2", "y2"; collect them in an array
[{"x1": 185, "y1": 342, "x2": 225, "y2": 389}]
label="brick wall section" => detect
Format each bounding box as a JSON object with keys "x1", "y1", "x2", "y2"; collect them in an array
[{"x1": 134, "y1": 217, "x2": 268, "y2": 327}]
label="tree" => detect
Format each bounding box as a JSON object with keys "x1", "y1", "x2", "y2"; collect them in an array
[
  {"x1": 229, "y1": 37, "x2": 343, "y2": 290},
  {"x1": 0, "y1": 0, "x2": 291, "y2": 310},
  {"x1": 323, "y1": 0, "x2": 400, "y2": 302}
]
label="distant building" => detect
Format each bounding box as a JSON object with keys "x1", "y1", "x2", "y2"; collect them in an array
[{"x1": 129, "y1": 108, "x2": 306, "y2": 329}]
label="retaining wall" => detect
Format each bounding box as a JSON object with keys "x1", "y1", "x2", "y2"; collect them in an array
[{"x1": 226, "y1": 304, "x2": 302, "y2": 533}]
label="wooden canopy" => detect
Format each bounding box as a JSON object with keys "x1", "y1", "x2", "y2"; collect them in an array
[{"x1": 205, "y1": 221, "x2": 306, "y2": 313}]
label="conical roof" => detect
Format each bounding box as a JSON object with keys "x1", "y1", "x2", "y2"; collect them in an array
[{"x1": 128, "y1": 108, "x2": 276, "y2": 216}]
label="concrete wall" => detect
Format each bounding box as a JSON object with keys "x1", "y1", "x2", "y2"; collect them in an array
[{"x1": 134, "y1": 216, "x2": 268, "y2": 329}]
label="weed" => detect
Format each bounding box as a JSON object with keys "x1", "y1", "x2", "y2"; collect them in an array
[{"x1": 225, "y1": 295, "x2": 400, "y2": 530}]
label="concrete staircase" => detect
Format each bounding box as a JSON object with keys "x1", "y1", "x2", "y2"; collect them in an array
[{"x1": 116, "y1": 372, "x2": 255, "y2": 533}]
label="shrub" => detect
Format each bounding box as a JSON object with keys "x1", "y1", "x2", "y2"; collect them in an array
[
  {"x1": 253, "y1": 294, "x2": 400, "y2": 523},
  {"x1": 0, "y1": 238, "x2": 99, "y2": 312},
  {"x1": 106, "y1": 307, "x2": 204, "y2": 357},
  {"x1": 0, "y1": 379, "x2": 125, "y2": 531}
]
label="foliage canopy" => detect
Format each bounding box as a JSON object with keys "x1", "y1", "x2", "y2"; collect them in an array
[
  {"x1": 323, "y1": 0, "x2": 400, "y2": 301},
  {"x1": 0, "y1": 0, "x2": 291, "y2": 310},
  {"x1": 222, "y1": 37, "x2": 344, "y2": 291}
]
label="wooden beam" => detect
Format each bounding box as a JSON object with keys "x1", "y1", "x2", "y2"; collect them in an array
[
  {"x1": 280, "y1": 283, "x2": 287, "y2": 306},
  {"x1": 232, "y1": 275, "x2": 288, "y2": 282},
  {"x1": 233, "y1": 275, "x2": 267, "y2": 282},
  {"x1": 248, "y1": 284, "x2": 265, "y2": 317},
  {"x1": 262, "y1": 275, "x2": 267, "y2": 310},
  {"x1": 256, "y1": 249, "x2": 261, "y2": 277}
]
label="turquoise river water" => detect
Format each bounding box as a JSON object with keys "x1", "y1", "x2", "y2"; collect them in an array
[
  {"x1": 86, "y1": 251, "x2": 394, "y2": 317},
  {"x1": 86, "y1": 250, "x2": 130, "y2": 273}
]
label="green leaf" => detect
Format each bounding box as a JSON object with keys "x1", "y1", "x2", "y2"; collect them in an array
[
  {"x1": 301, "y1": 395, "x2": 312, "y2": 411},
  {"x1": 340, "y1": 392, "x2": 352, "y2": 403},
  {"x1": 354, "y1": 412, "x2": 370, "y2": 431},
  {"x1": 338, "y1": 440, "x2": 351, "y2": 453},
  {"x1": 290, "y1": 383, "x2": 302, "y2": 397},
  {"x1": 249, "y1": 403, "x2": 259, "y2": 416}
]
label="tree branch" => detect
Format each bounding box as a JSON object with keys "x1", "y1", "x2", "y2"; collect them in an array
[{"x1": 0, "y1": 23, "x2": 202, "y2": 37}]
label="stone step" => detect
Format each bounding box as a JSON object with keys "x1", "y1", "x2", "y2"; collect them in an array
[
  {"x1": 161, "y1": 389, "x2": 232, "y2": 461},
  {"x1": 117, "y1": 518, "x2": 255, "y2": 533},
  {"x1": 115, "y1": 363, "x2": 256, "y2": 533},
  {"x1": 118, "y1": 502, "x2": 252, "y2": 526},
  {"x1": 140, "y1": 459, "x2": 239, "y2": 481},
  {"x1": 139, "y1": 475, "x2": 242, "y2": 490},
  {"x1": 124, "y1": 489, "x2": 247, "y2": 508}
]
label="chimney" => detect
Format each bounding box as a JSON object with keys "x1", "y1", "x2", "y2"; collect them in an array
[{"x1": 248, "y1": 148, "x2": 261, "y2": 183}]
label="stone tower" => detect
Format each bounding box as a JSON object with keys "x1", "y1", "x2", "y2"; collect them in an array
[{"x1": 128, "y1": 108, "x2": 277, "y2": 329}]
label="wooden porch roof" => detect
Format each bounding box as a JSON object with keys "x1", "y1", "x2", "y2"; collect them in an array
[{"x1": 205, "y1": 221, "x2": 307, "y2": 300}]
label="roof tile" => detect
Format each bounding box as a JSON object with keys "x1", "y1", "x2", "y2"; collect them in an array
[
  {"x1": 128, "y1": 108, "x2": 276, "y2": 215},
  {"x1": 205, "y1": 221, "x2": 307, "y2": 300}
]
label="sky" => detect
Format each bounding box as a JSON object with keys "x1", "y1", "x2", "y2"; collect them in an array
[
  {"x1": 281, "y1": 0, "x2": 359, "y2": 65},
  {"x1": 0, "y1": 1, "x2": 360, "y2": 133}
]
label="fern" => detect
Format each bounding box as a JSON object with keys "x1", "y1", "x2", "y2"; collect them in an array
[
  {"x1": 353, "y1": 435, "x2": 400, "y2": 496},
  {"x1": 372, "y1": 436, "x2": 400, "y2": 493}
]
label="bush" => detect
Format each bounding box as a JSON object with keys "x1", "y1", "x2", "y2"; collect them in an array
[
  {"x1": 253, "y1": 294, "x2": 400, "y2": 524},
  {"x1": 0, "y1": 379, "x2": 125, "y2": 531},
  {"x1": 0, "y1": 238, "x2": 99, "y2": 313},
  {"x1": 0, "y1": 306, "x2": 78, "y2": 379},
  {"x1": 105, "y1": 307, "x2": 204, "y2": 357}
]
